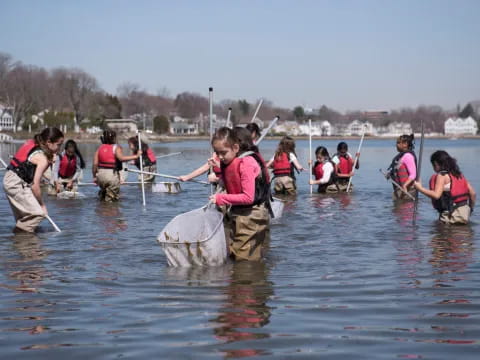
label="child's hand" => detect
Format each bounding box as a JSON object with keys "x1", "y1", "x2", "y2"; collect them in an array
[
  {"x1": 178, "y1": 175, "x2": 188, "y2": 182},
  {"x1": 208, "y1": 157, "x2": 220, "y2": 169},
  {"x1": 309, "y1": 179, "x2": 316, "y2": 185},
  {"x1": 208, "y1": 173, "x2": 218, "y2": 183},
  {"x1": 209, "y1": 195, "x2": 217, "y2": 204},
  {"x1": 137, "y1": 150, "x2": 143, "y2": 158},
  {"x1": 413, "y1": 181, "x2": 422, "y2": 190},
  {"x1": 308, "y1": 160, "x2": 313, "y2": 166},
  {"x1": 355, "y1": 152, "x2": 360, "y2": 158}
]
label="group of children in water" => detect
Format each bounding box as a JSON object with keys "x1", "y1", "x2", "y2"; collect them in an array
[{"x1": 2, "y1": 126, "x2": 476, "y2": 262}]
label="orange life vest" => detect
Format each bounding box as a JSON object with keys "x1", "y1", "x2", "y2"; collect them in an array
[
  {"x1": 429, "y1": 172, "x2": 470, "y2": 213},
  {"x1": 58, "y1": 152, "x2": 77, "y2": 178}
]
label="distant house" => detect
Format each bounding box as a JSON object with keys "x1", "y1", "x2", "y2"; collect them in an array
[
  {"x1": 105, "y1": 119, "x2": 138, "y2": 133},
  {"x1": 273, "y1": 121, "x2": 300, "y2": 136},
  {"x1": 373, "y1": 122, "x2": 412, "y2": 136},
  {"x1": 444, "y1": 116, "x2": 478, "y2": 135},
  {"x1": 170, "y1": 122, "x2": 199, "y2": 135},
  {"x1": 0, "y1": 105, "x2": 14, "y2": 131},
  {"x1": 298, "y1": 121, "x2": 332, "y2": 136},
  {"x1": 346, "y1": 120, "x2": 374, "y2": 136}
]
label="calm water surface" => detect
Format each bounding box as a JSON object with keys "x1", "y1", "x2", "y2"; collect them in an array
[{"x1": 0, "y1": 138, "x2": 479, "y2": 359}]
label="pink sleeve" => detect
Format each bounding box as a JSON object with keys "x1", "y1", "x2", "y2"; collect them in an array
[
  {"x1": 401, "y1": 153, "x2": 417, "y2": 180},
  {"x1": 215, "y1": 157, "x2": 260, "y2": 206}
]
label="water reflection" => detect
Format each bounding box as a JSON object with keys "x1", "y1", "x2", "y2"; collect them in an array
[
  {"x1": 213, "y1": 261, "x2": 273, "y2": 358},
  {"x1": 94, "y1": 202, "x2": 128, "y2": 235},
  {"x1": 6, "y1": 233, "x2": 49, "y2": 293},
  {"x1": 429, "y1": 224, "x2": 474, "y2": 278}
]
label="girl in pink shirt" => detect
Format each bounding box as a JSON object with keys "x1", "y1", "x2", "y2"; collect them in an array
[
  {"x1": 209, "y1": 127, "x2": 270, "y2": 261},
  {"x1": 388, "y1": 134, "x2": 417, "y2": 200}
]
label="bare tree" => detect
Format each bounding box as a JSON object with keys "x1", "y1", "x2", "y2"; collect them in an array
[{"x1": 52, "y1": 67, "x2": 99, "y2": 127}]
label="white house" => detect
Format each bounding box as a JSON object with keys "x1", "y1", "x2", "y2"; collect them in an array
[
  {"x1": 170, "y1": 122, "x2": 199, "y2": 135},
  {"x1": 444, "y1": 116, "x2": 478, "y2": 135},
  {"x1": 298, "y1": 120, "x2": 332, "y2": 136},
  {"x1": 0, "y1": 105, "x2": 14, "y2": 131},
  {"x1": 373, "y1": 122, "x2": 412, "y2": 136},
  {"x1": 273, "y1": 121, "x2": 300, "y2": 136},
  {"x1": 346, "y1": 120, "x2": 374, "y2": 136}
]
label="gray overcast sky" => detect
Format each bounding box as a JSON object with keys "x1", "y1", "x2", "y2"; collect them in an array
[{"x1": 1, "y1": 0, "x2": 479, "y2": 112}]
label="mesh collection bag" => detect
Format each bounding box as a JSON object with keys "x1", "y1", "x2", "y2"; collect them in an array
[
  {"x1": 56, "y1": 191, "x2": 86, "y2": 199},
  {"x1": 271, "y1": 197, "x2": 285, "y2": 222},
  {"x1": 152, "y1": 182, "x2": 182, "y2": 194},
  {"x1": 157, "y1": 204, "x2": 227, "y2": 267}
]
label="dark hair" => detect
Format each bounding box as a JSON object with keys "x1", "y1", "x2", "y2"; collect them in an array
[
  {"x1": 233, "y1": 126, "x2": 259, "y2": 154},
  {"x1": 245, "y1": 123, "x2": 261, "y2": 139},
  {"x1": 212, "y1": 127, "x2": 237, "y2": 148},
  {"x1": 337, "y1": 141, "x2": 348, "y2": 152},
  {"x1": 430, "y1": 150, "x2": 462, "y2": 178},
  {"x1": 315, "y1": 146, "x2": 330, "y2": 160},
  {"x1": 274, "y1": 136, "x2": 296, "y2": 160},
  {"x1": 34, "y1": 127, "x2": 64, "y2": 162},
  {"x1": 101, "y1": 129, "x2": 117, "y2": 144},
  {"x1": 127, "y1": 136, "x2": 149, "y2": 154},
  {"x1": 64, "y1": 139, "x2": 85, "y2": 168},
  {"x1": 397, "y1": 134, "x2": 415, "y2": 150}
]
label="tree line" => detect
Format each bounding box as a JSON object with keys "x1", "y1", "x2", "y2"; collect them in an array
[{"x1": 0, "y1": 52, "x2": 477, "y2": 134}]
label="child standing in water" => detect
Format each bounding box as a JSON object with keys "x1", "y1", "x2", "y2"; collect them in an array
[
  {"x1": 3, "y1": 127, "x2": 64, "y2": 232},
  {"x1": 331, "y1": 142, "x2": 359, "y2": 191},
  {"x1": 127, "y1": 137, "x2": 157, "y2": 182},
  {"x1": 92, "y1": 130, "x2": 141, "y2": 202},
  {"x1": 387, "y1": 134, "x2": 417, "y2": 200},
  {"x1": 309, "y1": 146, "x2": 337, "y2": 193},
  {"x1": 52, "y1": 139, "x2": 85, "y2": 193},
  {"x1": 414, "y1": 150, "x2": 476, "y2": 225},
  {"x1": 266, "y1": 136, "x2": 305, "y2": 195},
  {"x1": 209, "y1": 127, "x2": 271, "y2": 261}
]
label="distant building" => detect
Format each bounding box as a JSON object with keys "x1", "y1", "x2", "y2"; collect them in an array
[
  {"x1": 298, "y1": 121, "x2": 332, "y2": 136},
  {"x1": 273, "y1": 120, "x2": 300, "y2": 136},
  {"x1": 105, "y1": 119, "x2": 138, "y2": 133},
  {"x1": 169, "y1": 122, "x2": 199, "y2": 135},
  {"x1": 346, "y1": 120, "x2": 374, "y2": 136},
  {"x1": 444, "y1": 116, "x2": 478, "y2": 135},
  {"x1": 0, "y1": 106, "x2": 14, "y2": 131}
]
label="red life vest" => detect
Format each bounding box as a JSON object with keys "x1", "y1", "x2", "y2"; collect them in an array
[
  {"x1": 314, "y1": 162, "x2": 325, "y2": 180},
  {"x1": 8, "y1": 139, "x2": 41, "y2": 184},
  {"x1": 337, "y1": 154, "x2": 353, "y2": 174},
  {"x1": 429, "y1": 172, "x2": 470, "y2": 212},
  {"x1": 10, "y1": 139, "x2": 38, "y2": 168},
  {"x1": 98, "y1": 144, "x2": 117, "y2": 169},
  {"x1": 135, "y1": 148, "x2": 157, "y2": 168},
  {"x1": 58, "y1": 152, "x2": 77, "y2": 178},
  {"x1": 221, "y1": 152, "x2": 270, "y2": 206},
  {"x1": 273, "y1": 152, "x2": 292, "y2": 176},
  {"x1": 389, "y1": 151, "x2": 416, "y2": 186}
]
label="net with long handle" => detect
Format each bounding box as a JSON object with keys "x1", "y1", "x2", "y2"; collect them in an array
[
  {"x1": 157, "y1": 204, "x2": 227, "y2": 267},
  {"x1": 271, "y1": 197, "x2": 285, "y2": 223}
]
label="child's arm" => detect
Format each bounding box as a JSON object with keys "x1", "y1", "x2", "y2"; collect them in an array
[
  {"x1": 402, "y1": 153, "x2": 417, "y2": 189},
  {"x1": 309, "y1": 163, "x2": 333, "y2": 185},
  {"x1": 116, "y1": 146, "x2": 140, "y2": 162},
  {"x1": 467, "y1": 181, "x2": 476, "y2": 211},
  {"x1": 179, "y1": 162, "x2": 209, "y2": 181},
  {"x1": 292, "y1": 158, "x2": 305, "y2": 172},
  {"x1": 414, "y1": 174, "x2": 446, "y2": 199},
  {"x1": 92, "y1": 150, "x2": 99, "y2": 182},
  {"x1": 265, "y1": 158, "x2": 274, "y2": 168}
]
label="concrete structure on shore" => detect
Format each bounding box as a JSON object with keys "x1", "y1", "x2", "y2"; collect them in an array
[
  {"x1": 444, "y1": 116, "x2": 478, "y2": 135},
  {"x1": 105, "y1": 119, "x2": 138, "y2": 133}
]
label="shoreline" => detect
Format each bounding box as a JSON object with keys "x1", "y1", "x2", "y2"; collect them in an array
[{"x1": 1, "y1": 131, "x2": 479, "y2": 144}]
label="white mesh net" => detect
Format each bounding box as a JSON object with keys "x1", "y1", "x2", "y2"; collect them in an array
[{"x1": 157, "y1": 205, "x2": 227, "y2": 267}]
